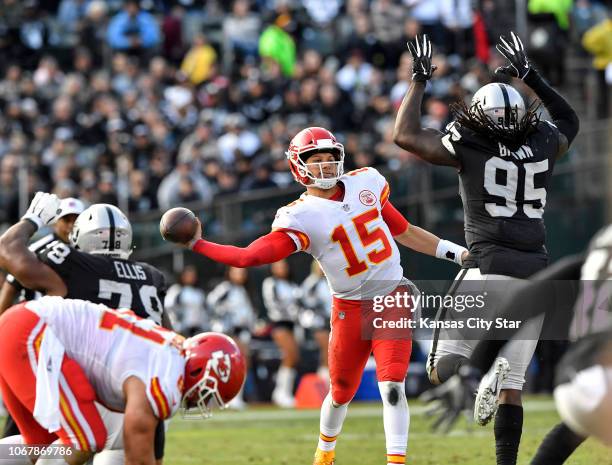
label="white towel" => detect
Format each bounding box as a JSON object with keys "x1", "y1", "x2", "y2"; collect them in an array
[{"x1": 33, "y1": 327, "x2": 65, "y2": 433}]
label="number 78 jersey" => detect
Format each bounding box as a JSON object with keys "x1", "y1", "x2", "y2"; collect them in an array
[
  {"x1": 36, "y1": 242, "x2": 167, "y2": 325},
  {"x1": 272, "y1": 167, "x2": 404, "y2": 300}
]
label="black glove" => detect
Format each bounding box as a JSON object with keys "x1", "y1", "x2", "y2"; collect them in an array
[
  {"x1": 419, "y1": 367, "x2": 479, "y2": 433},
  {"x1": 407, "y1": 34, "x2": 437, "y2": 82},
  {"x1": 495, "y1": 31, "x2": 531, "y2": 79}
]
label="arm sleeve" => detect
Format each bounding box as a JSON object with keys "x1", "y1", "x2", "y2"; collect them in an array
[
  {"x1": 382, "y1": 201, "x2": 410, "y2": 236},
  {"x1": 523, "y1": 69, "x2": 579, "y2": 145},
  {"x1": 191, "y1": 231, "x2": 297, "y2": 268}
]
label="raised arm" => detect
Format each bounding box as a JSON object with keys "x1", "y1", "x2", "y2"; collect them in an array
[
  {"x1": 188, "y1": 220, "x2": 297, "y2": 268},
  {"x1": 392, "y1": 35, "x2": 459, "y2": 168},
  {"x1": 495, "y1": 31, "x2": 579, "y2": 158},
  {"x1": 0, "y1": 193, "x2": 66, "y2": 296}
]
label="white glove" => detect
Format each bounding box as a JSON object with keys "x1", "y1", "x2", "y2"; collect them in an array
[{"x1": 21, "y1": 192, "x2": 61, "y2": 230}]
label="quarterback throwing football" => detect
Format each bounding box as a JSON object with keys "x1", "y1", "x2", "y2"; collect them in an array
[{"x1": 175, "y1": 126, "x2": 468, "y2": 465}]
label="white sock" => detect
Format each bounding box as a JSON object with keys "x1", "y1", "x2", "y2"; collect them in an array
[
  {"x1": 317, "y1": 393, "x2": 348, "y2": 452},
  {"x1": 317, "y1": 366, "x2": 330, "y2": 382},
  {"x1": 0, "y1": 435, "x2": 30, "y2": 465},
  {"x1": 275, "y1": 366, "x2": 296, "y2": 397},
  {"x1": 378, "y1": 381, "x2": 409, "y2": 464}
]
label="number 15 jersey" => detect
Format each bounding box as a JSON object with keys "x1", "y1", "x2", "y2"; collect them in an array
[{"x1": 272, "y1": 167, "x2": 404, "y2": 300}]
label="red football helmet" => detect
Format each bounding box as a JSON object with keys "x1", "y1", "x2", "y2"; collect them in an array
[
  {"x1": 181, "y1": 332, "x2": 246, "y2": 418},
  {"x1": 286, "y1": 127, "x2": 345, "y2": 189}
]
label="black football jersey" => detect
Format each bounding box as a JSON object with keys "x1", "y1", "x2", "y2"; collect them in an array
[
  {"x1": 37, "y1": 240, "x2": 167, "y2": 325},
  {"x1": 570, "y1": 224, "x2": 612, "y2": 340},
  {"x1": 5, "y1": 233, "x2": 59, "y2": 301},
  {"x1": 442, "y1": 120, "x2": 561, "y2": 278}
]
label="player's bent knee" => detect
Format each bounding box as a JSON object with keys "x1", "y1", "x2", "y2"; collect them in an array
[
  {"x1": 331, "y1": 391, "x2": 354, "y2": 406},
  {"x1": 378, "y1": 381, "x2": 406, "y2": 406}
]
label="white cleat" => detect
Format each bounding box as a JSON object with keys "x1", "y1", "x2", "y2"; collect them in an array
[{"x1": 474, "y1": 357, "x2": 510, "y2": 426}]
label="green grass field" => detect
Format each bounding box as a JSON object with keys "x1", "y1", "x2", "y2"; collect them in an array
[{"x1": 164, "y1": 397, "x2": 610, "y2": 464}]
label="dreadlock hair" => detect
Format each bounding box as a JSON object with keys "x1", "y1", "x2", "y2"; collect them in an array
[{"x1": 450, "y1": 98, "x2": 541, "y2": 152}]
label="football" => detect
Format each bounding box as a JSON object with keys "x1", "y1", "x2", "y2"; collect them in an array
[{"x1": 160, "y1": 207, "x2": 199, "y2": 244}]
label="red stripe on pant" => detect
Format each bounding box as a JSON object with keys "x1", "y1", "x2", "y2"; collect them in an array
[
  {"x1": 329, "y1": 286, "x2": 412, "y2": 404},
  {"x1": 0, "y1": 303, "x2": 107, "y2": 450}
]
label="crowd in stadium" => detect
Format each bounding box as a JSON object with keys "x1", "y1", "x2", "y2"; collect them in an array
[{"x1": 0, "y1": 0, "x2": 607, "y2": 226}]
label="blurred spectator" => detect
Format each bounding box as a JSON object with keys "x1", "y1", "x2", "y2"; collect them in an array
[
  {"x1": 165, "y1": 265, "x2": 209, "y2": 336},
  {"x1": 78, "y1": 1, "x2": 108, "y2": 67},
  {"x1": 161, "y1": 5, "x2": 185, "y2": 64},
  {"x1": 223, "y1": 0, "x2": 261, "y2": 68},
  {"x1": 217, "y1": 114, "x2": 261, "y2": 163},
  {"x1": 582, "y1": 17, "x2": 612, "y2": 118},
  {"x1": 371, "y1": 0, "x2": 406, "y2": 67},
  {"x1": 240, "y1": 159, "x2": 278, "y2": 191},
  {"x1": 259, "y1": 14, "x2": 296, "y2": 77},
  {"x1": 56, "y1": 0, "x2": 90, "y2": 44},
  {"x1": 127, "y1": 169, "x2": 153, "y2": 213},
  {"x1": 19, "y1": 1, "x2": 51, "y2": 69},
  {"x1": 157, "y1": 161, "x2": 213, "y2": 210},
  {"x1": 303, "y1": 0, "x2": 342, "y2": 26},
  {"x1": 97, "y1": 171, "x2": 119, "y2": 205},
  {"x1": 406, "y1": 0, "x2": 444, "y2": 47},
  {"x1": 263, "y1": 259, "x2": 302, "y2": 408},
  {"x1": 336, "y1": 48, "x2": 373, "y2": 96},
  {"x1": 208, "y1": 266, "x2": 257, "y2": 408},
  {"x1": 439, "y1": 0, "x2": 474, "y2": 58},
  {"x1": 180, "y1": 33, "x2": 217, "y2": 85},
  {"x1": 106, "y1": 0, "x2": 160, "y2": 56},
  {"x1": 300, "y1": 260, "x2": 331, "y2": 382},
  {"x1": 527, "y1": 0, "x2": 574, "y2": 86}
]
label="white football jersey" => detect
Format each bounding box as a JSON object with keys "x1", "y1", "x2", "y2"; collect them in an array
[
  {"x1": 272, "y1": 167, "x2": 405, "y2": 299},
  {"x1": 26, "y1": 296, "x2": 185, "y2": 420}
]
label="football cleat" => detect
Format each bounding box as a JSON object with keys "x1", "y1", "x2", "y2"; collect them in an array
[
  {"x1": 474, "y1": 357, "x2": 510, "y2": 426},
  {"x1": 313, "y1": 448, "x2": 335, "y2": 465}
]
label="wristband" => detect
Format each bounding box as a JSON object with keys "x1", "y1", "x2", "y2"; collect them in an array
[
  {"x1": 21, "y1": 215, "x2": 43, "y2": 230},
  {"x1": 436, "y1": 239, "x2": 468, "y2": 265}
]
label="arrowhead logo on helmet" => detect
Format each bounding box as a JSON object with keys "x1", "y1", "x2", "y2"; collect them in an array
[
  {"x1": 286, "y1": 127, "x2": 345, "y2": 190},
  {"x1": 181, "y1": 332, "x2": 246, "y2": 419}
]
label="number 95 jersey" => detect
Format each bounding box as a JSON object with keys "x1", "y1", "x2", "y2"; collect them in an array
[
  {"x1": 442, "y1": 120, "x2": 560, "y2": 278},
  {"x1": 272, "y1": 168, "x2": 404, "y2": 300}
]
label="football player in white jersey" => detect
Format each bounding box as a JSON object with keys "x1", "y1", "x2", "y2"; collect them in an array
[
  {"x1": 169, "y1": 126, "x2": 468, "y2": 465},
  {"x1": 0, "y1": 296, "x2": 245, "y2": 465}
]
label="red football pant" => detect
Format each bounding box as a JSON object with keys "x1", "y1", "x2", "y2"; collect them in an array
[
  {"x1": 329, "y1": 287, "x2": 413, "y2": 405},
  {"x1": 0, "y1": 303, "x2": 106, "y2": 451}
]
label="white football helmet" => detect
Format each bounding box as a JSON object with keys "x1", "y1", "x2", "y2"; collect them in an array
[
  {"x1": 471, "y1": 83, "x2": 526, "y2": 129},
  {"x1": 69, "y1": 204, "x2": 133, "y2": 259}
]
